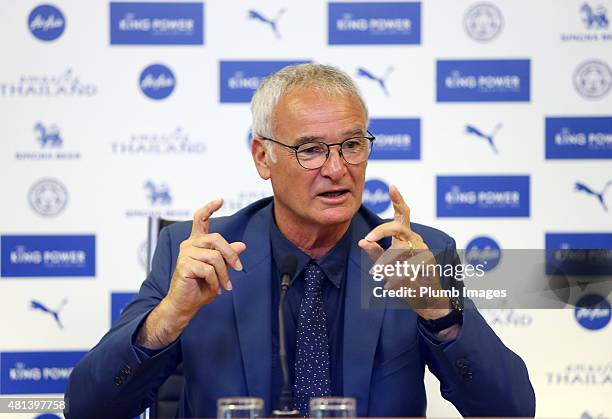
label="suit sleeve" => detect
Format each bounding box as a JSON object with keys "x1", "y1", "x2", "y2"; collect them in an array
[
  {"x1": 418, "y1": 239, "x2": 536, "y2": 417},
  {"x1": 64, "y1": 227, "x2": 182, "y2": 419}
]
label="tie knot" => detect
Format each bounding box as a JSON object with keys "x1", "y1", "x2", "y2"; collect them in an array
[{"x1": 303, "y1": 262, "x2": 324, "y2": 293}]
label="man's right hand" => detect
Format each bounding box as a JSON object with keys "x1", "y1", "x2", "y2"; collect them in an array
[{"x1": 136, "y1": 199, "x2": 247, "y2": 350}]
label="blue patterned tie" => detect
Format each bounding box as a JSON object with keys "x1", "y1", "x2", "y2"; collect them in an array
[{"x1": 294, "y1": 262, "x2": 331, "y2": 417}]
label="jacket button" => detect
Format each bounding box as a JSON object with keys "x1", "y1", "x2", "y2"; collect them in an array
[
  {"x1": 455, "y1": 358, "x2": 467, "y2": 368},
  {"x1": 114, "y1": 376, "x2": 123, "y2": 386},
  {"x1": 463, "y1": 372, "x2": 474, "y2": 381},
  {"x1": 121, "y1": 365, "x2": 131, "y2": 375}
]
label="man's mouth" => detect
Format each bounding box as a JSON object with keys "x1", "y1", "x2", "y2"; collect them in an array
[{"x1": 318, "y1": 189, "x2": 349, "y2": 198}]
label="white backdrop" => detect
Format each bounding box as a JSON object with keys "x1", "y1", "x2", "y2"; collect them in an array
[{"x1": 1, "y1": 1, "x2": 611, "y2": 418}]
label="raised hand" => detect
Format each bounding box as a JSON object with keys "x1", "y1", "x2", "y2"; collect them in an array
[{"x1": 358, "y1": 185, "x2": 451, "y2": 320}]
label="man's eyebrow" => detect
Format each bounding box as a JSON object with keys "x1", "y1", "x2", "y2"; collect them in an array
[
  {"x1": 294, "y1": 135, "x2": 325, "y2": 146},
  {"x1": 293, "y1": 128, "x2": 366, "y2": 145},
  {"x1": 341, "y1": 128, "x2": 366, "y2": 137}
]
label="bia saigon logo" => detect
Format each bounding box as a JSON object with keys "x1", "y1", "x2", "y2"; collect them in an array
[
  {"x1": 573, "y1": 60, "x2": 612, "y2": 99},
  {"x1": 139, "y1": 64, "x2": 175, "y2": 100},
  {"x1": 28, "y1": 178, "x2": 68, "y2": 217},
  {"x1": 363, "y1": 179, "x2": 390, "y2": 214},
  {"x1": 248, "y1": 8, "x2": 285, "y2": 39},
  {"x1": 575, "y1": 294, "x2": 611, "y2": 331},
  {"x1": 463, "y1": 3, "x2": 503, "y2": 42},
  {"x1": 465, "y1": 236, "x2": 501, "y2": 272},
  {"x1": 28, "y1": 4, "x2": 65, "y2": 41}
]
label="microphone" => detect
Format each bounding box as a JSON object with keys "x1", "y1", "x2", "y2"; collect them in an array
[{"x1": 272, "y1": 255, "x2": 300, "y2": 418}]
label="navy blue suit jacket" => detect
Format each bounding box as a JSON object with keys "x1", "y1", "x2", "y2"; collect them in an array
[{"x1": 66, "y1": 198, "x2": 535, "y2": 418}]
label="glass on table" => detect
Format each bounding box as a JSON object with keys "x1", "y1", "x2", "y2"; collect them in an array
[
  {"x1": 217, "y1": 397, "x2": 264, "y2": 419},
  {"x1": 309, "y1": 397, "x2": 356, "y2": 418}
]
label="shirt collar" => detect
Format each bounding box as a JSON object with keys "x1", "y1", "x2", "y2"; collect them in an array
[{"x1": 270, "y1": 212, "x2": 353, "y2": 289}]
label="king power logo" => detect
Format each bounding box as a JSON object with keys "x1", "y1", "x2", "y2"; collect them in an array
[
  {"x1": 546, "y1": 116, "x2": 612, "y2": 159},
  {"x1": 0, "y1": 351, "x2": 86, "y2": 394},
  {"x1": 220, "y1": 60, "x2": 310, "y2": 103},
  {"x1": 369, "y1": 118, "x2": 420, "y2": 160},
  {"x1": 1, "y1": 235, "x2": 96, "y2": 278},
  {"x1": 437, "y1": 176, "x2": 530, "y2": 217},
  {"x1": 437, "y1": 59, "x2": 530, "y2": 102},
  {"x1": 110, "y1": 2, "x2": 204, "y2": 45},
  {"x1": 328, "y1": 2, "x2": 421, "y2": 45},
  {"x1": 545, "y1": 233, "x2": 612, "y2": 276}
]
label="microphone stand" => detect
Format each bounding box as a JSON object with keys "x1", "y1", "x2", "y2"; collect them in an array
[{"x1": 272, "y1": 270, "x2": 300, "y2": 418}]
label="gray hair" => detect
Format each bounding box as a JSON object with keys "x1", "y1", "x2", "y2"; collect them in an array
[{"x1": 250, "y1": 63, "x2": 368, "y2": 161}]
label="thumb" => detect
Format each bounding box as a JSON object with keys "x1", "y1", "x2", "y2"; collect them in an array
[{"x1": 358, "y1": 239, "x2": 384, "y2": 262}]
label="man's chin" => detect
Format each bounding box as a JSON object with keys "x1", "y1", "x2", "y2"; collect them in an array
[{"x1": 314, "y1": 205, "x2": 356, "y2": 226}]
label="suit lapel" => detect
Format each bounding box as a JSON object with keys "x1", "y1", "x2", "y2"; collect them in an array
[
  {"x1": 342, "y1": 213, "x2": 385, "y2": 417},
  {"x1": 231, "y1": 205, "x2": 273, "y2": 408}
]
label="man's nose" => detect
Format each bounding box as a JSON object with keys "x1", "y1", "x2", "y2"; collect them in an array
[{"x1": 320, "y1": 145, "x2": 346, "y2": 179}]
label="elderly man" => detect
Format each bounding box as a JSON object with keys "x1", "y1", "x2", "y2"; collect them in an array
[{"x1": 66, "y1": 64, "x2": 535, "y2": 418}]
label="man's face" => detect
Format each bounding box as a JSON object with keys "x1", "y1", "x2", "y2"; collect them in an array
[{"x1": 255, "y1": 87, "x2": 368, "y2": 228}]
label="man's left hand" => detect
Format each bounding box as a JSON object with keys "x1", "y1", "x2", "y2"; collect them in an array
[{"x1": 358, "y1": 184, "x2": 451, "y2": 321}]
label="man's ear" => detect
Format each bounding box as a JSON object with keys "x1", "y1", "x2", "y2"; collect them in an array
[{"x1": 251, "y1": 137, "x2": 271, "y2": 180}]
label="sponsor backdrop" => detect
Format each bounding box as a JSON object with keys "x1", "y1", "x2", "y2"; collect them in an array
[{"x1": 0, "y1": 0, "x2": 611, "y2": 418}]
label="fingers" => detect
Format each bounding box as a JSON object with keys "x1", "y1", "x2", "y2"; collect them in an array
[
  {"x1": 364, "y1": 222, "x2": 418, "y2": 244},
  {"x1": 389, "y1": 184, "x2": 411, "y2": 227},
  {"x1": 190, "y1": 198, "x2": 224, "y2": 238},
  {"x1": 358, "y1": 239, "x2": 384, "y2": 262},
  {"x1": 184, "y1": 248, "x2": 233, "y2": 291},
  {"x1": 189, "y1": 233, "x2": 245, "y2": 271},
  {"x1": 177, "y1": 257, "x2": 221, "y2": 294}
]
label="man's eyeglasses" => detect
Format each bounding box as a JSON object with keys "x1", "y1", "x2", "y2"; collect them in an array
[{"x1": 260, "y1": 131, "x2": 376, "y2": 170}]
